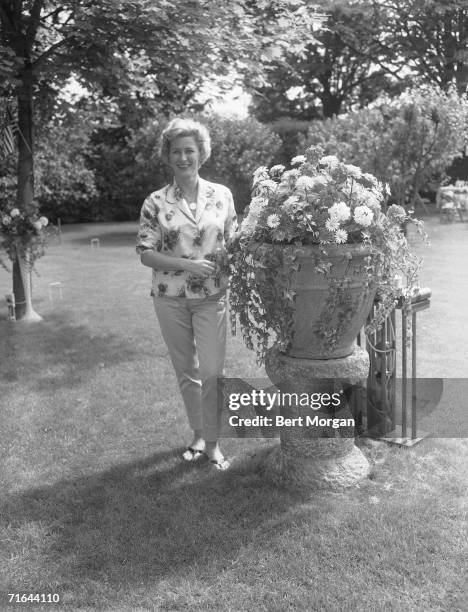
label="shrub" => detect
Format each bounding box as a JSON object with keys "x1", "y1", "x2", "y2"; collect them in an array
[
  {"x1": 18, "y1": 112, "x2": 282, "y2": 223},
  {"x1": 35, "y1": 111, "x2": 98, "y2": 223},
  {"x1": 86, "y1": 122, "x2": 169, "y2": 222},
  {"x1": 301, "y1": 85, "x2": 468, "y2": 208},
  {"x1": 200, "y1": 114, "x2": 282, "y2": 214}
]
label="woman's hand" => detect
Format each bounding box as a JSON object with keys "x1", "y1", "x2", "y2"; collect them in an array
[{"x1": 182, "y1": 259, "x2": 216, "y2": 277}]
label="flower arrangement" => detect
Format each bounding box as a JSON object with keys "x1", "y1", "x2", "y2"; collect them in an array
[
  {"x1": 0, "y1": 206, "x2": 51, "y2": 271},
  {"x1": 229, "y1": 146, "x2": 424, "y2": 363}
]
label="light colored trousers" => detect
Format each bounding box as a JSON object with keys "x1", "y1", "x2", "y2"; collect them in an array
[{"x1": 153, "y1": 292, "x2": 226, "y2": 441}]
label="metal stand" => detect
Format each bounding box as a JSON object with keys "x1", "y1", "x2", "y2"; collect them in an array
[{"x1": 361, "y1": 288, "x2": 432, "y2": 446}]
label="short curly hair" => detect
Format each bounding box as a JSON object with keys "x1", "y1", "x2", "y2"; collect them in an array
[{"x1": 160, "y1": 118, "x2": 211, "y2": 166}]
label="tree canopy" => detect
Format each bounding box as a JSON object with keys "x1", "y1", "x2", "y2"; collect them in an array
[
  {"x1": 251, "y1": 0, "x2": 394, "y2": 120},
  {"x1": 374, "y1": 0, "x2": 468, "y2": 94},
  {"x1": 249, "y1": 0, "x2": 468, "y2": 122}
]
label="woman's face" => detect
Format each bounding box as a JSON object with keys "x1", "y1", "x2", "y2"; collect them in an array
[{"x1": 168, "y1": 135, "x2": 201, "y2": 183}]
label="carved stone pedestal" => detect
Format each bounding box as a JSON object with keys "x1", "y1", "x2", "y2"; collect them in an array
[{"x1": 254, "y1": 345, "x2": 370, "y2": 490}]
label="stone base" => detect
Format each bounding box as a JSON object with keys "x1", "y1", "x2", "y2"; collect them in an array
[
  {"x1": 250, "y1": 345, "x2": 371, "y2": 490},
  {"x1": 252, "y1": 442, "x2": 370, "y2": 490}
]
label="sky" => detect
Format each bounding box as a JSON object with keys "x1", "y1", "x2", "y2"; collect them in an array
[
  {"x1": 64, "y1": 77, "x2": 251, "y2": 118},
  {"x1": 206, "y1": 86, "x2": 251, "y2": 118}
]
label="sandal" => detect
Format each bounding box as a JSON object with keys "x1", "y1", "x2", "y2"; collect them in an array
[
  {"x1": 182, "y1": 447, "x2": 206, "y2": 462},
  {"x1": 210, "y1": 458, "x2": 230, "y2": 471}
]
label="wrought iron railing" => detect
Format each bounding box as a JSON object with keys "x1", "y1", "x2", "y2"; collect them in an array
[{"x1": 357, "y1": 287, "x2": 432, "y2": 446}]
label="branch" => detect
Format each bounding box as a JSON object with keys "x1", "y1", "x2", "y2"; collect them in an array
[
  {"x1": 31, "y1": 37, "x2": 69, "y2": 71},
  {"x1": 343, "y1": 31, "x2": 408, "y2": 80},
  {"x1": 42, "y1": 6, "x2": 66, "y2": 22}
]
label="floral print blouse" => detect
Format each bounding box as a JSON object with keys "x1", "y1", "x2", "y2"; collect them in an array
[{"x1": 136, "y1": 178, "x2": 238, "y2": 298}]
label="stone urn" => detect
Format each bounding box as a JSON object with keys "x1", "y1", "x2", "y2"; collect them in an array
[
  {"x1": 248, "y1": 243, "x2": 376, "y2": 490},
  {"x1": 253, "y1": 243, "x2": 377, "y2": 359}
]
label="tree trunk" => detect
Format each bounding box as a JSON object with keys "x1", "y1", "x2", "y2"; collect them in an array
[
  {"x1": 14, "y1": 64, "x2": 35, "y2": 320},
  {"x1": 321, "y1": 92, "x2": 343, "y2": 118}
]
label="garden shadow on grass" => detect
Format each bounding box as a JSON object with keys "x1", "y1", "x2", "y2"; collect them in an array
[
  {"x1": 0, "y1": 446, "x2": 330, "y2": 601},
  {"x1": 0, "y1": 312, "x2": 140, "y2": 391}
]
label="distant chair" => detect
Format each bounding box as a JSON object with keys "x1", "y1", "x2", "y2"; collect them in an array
[
  {"x1": 90, "y1": 238, "x2": 100, "y2": 249},
  {"x1": 436, "y1": 187, "x2": 457, "y2": 222}
]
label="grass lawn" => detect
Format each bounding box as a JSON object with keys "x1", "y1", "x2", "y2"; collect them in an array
[{"x1": 0, "y1": 217, "x2": 466, "y2": 611}]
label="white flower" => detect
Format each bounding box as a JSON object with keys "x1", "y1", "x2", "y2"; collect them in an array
[
  {"x1": 253, "y1": 166, "x2": 269, "y2": 184},
  {"x1": 10, "y1": 208, "x2": 20, "y2": 217},
  {"x1": 334, "y1": 229, "x2": 348, "y2": 244},
  {"x1": 344, "y1": 164, "x2": 363, "y2": 180},
  {"x1": 240, "y1": 212, "x2": 258, "y2": 236},
  {"x1": 282, "y1": 195, "x2": 300, "y2": 210},
  {"x1": 364, "y1": 191, "x2": 381, "y2": 211},
  {"x1": 329, "y1": 201, "x2": 351, "y2": 222},
  {"x1": 241, "y1": 217, "x2": 257, "y2": 234},
  {"x1": 387, "y1": 204, "x2": 406, "y2": 223},
  {"x1": 320, "y1": 155, "x2": 339, "y2": 169},
  {"x1": 291, "y1": 155, "x2": 306, "y2": 166},
  {"x1": 32, "y1": 220, "x2": 42, "y2": 231},
  {"x1": 240, "y1": 196, "x2": 268, "y2": 236},
  {"x1": 256, "y1": 178, "x2": 278, "y2": 195},
  {"x1": 280, "y1": 168, "x2": 300, "y2": 184},
  {"x1": 267, "y1": 214, "x2": 281, "y2": 228},
  {"x1": 269, "y1": 164, "x2": 285, "y2": 177},
  {"x1": 362, "y1": 172, "x2": 379, "y2": 187},
  {"x1": 39, "y1": 216, "x2": 48, "y2": 227},
  {"x1": 2, "y1": 215, "x2": 11, "y2": 225},
  {"x1": 249, "y1": 196, "x2": 269, "y2": 215},
  {"x1": 326, "y1": 218, "x2": 340, "y2": 232},
  {"x1": 354, "y1": 205, "x2": 374, "y2": 227},
  {"x1": 295, "y1": 175, "x2": 316, "y2": 190}
]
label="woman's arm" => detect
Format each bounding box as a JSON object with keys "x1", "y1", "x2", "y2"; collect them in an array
[{"x1": 140, "y1": 250, "x2": 215, "y2": 275}]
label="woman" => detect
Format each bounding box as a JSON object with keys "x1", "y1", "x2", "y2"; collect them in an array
[{"x1": 136, "y1": 118, "x2": 237, "y2": 470}]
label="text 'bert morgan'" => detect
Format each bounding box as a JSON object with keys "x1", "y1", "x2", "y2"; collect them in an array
[{"x1": 229, "y1": 415, "x2": 356, "y2": 429}]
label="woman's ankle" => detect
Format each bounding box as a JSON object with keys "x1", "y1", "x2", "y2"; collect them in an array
[{"x1": 191, "y1": 430, "x2": 205, "y2": 450}]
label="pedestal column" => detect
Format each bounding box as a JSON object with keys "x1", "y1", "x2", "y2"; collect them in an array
[
  {"x1": 256, "y1": 345, "x2": 370, "y2": 490},
  {"x1": 16, "y1": 247, "x2": 42, "y2": 322}
]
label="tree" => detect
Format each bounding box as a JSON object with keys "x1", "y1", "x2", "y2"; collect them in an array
[
  {"x1": 0, "y1": 0, "x2": 323, "y2": 318},
  {"x1": 250, "y1": 0, "x2": 395, "y2": 121},
  {"x1": 373, "y1": 0, "x2": 468, "y2": 94},
  {"x1": 302, "y1": 85, "x2": 468, "y2": 209}
]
